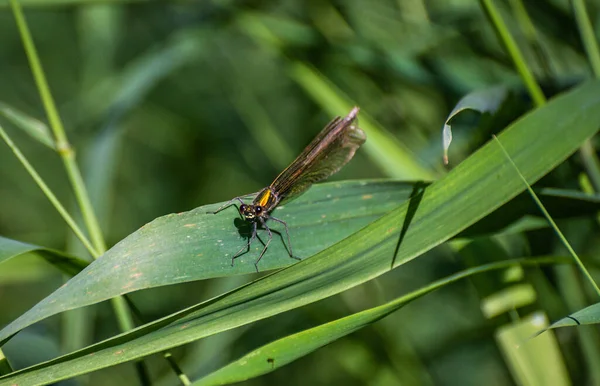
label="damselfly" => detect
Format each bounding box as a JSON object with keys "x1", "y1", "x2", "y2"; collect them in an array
[{"x1": 211, "y1": 107, "x2": 366, "y2": 270}]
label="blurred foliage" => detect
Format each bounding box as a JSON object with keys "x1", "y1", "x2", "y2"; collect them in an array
[{"x1": 1, "y1": 0, "x2": 600, "y2": 385}]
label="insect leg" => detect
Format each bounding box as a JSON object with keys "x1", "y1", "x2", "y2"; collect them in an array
[
  {"x1": 254, "y1": 219, "x2": 273, "y2": 272},
  {"x1": 231, "y1": 221, "x2": 257, "y2": 266},
  {"x1": 269, "y1": 216, "x2": 300, "y2": 261},
  {"x1": 207, "y1": 197, "x2": 246, "y2": 215}
]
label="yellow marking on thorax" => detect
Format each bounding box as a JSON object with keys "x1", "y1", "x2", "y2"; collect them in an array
[{"x1": 257, "y1": 189, "x2": 274, "y2": 207}]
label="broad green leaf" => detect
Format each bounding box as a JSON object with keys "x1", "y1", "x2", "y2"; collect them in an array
[
  {"x1": 193, "y1": 257, "x2": 559, "y2": 385},
  {"x1": 0, "y1": 236, "x2": 87, "y2": 276},
  {"x1": 0, "y1": 102, "x2": 54, "y2": 149},
  {"x1": 1, "y1": 80, "x2": 599, "y2": 386},
  {"x1": 0, "y1": 180, "x2": 414, "y2": 341}
]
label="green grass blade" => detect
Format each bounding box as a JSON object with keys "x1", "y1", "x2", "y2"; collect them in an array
[
  {"x1": 10, "y1": 0, "x2": 107, "y2": 255},
  {"x1": 0, "y1": 123, "x2": 98, "y2": 256},
  {"x1": 494, "y1": 136, "x2": 600, "y2": 296},
  {"x1": 193, "y1": 257, "x2": 561, "y2": 386},
  {"x1": 572, "y1": 0, "x2": 600, "y2": 78},
  {"x1": 479, "y1": 0, "x2": 546, "y2": 106},
  {"x1": 1, "y1": 80, "x2": 600, "y2": 385}
]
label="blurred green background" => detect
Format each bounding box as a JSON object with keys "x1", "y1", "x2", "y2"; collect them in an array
[{"x1": 1, "y1": 0, "x2": 599, "y2": 385}]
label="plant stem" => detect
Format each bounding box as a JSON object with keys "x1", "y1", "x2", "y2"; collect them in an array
[
  {"x1": 480, "y1": 0, "x2": 546, "y2": 107},
  {"x1": 8, "y1": 1, "x2": 141, "y2": 379},
  {"x1": 10, "y1": 0, "x2": 106, "y2": 255}
]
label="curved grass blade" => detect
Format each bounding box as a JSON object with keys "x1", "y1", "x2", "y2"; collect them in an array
[
  {"x1": 193, "y1": 256, "x2": 562, "y2": 386},
  {"x1": 1, "y1": 80, "x2": 600, "y2": 385},
  {"x1": 443, "y1": 86, "x2": 508, "y2": 164},
  {"x1": 0, "y1": 235, "x2": 87, "y2": 276}
]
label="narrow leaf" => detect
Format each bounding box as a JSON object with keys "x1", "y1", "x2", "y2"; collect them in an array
[{"x1": 194, "y1": 257, "x2": 559, "y2": 386}]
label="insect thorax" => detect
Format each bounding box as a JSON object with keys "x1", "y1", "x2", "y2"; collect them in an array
[{"x1": 253, "y1": 187, "x2": 279, "y2": 210}]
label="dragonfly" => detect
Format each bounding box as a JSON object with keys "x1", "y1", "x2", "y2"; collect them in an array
[{"x1": 211, "y1": 106, "x2": 366, "y2": 271}]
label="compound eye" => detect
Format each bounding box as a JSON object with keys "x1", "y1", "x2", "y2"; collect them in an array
[
  {"x1": 240, "y1": 204, "x2": 247, "y2": 212},
  {"x1": 255, "y1": 206, "x2": 263, "y2": 214}
]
